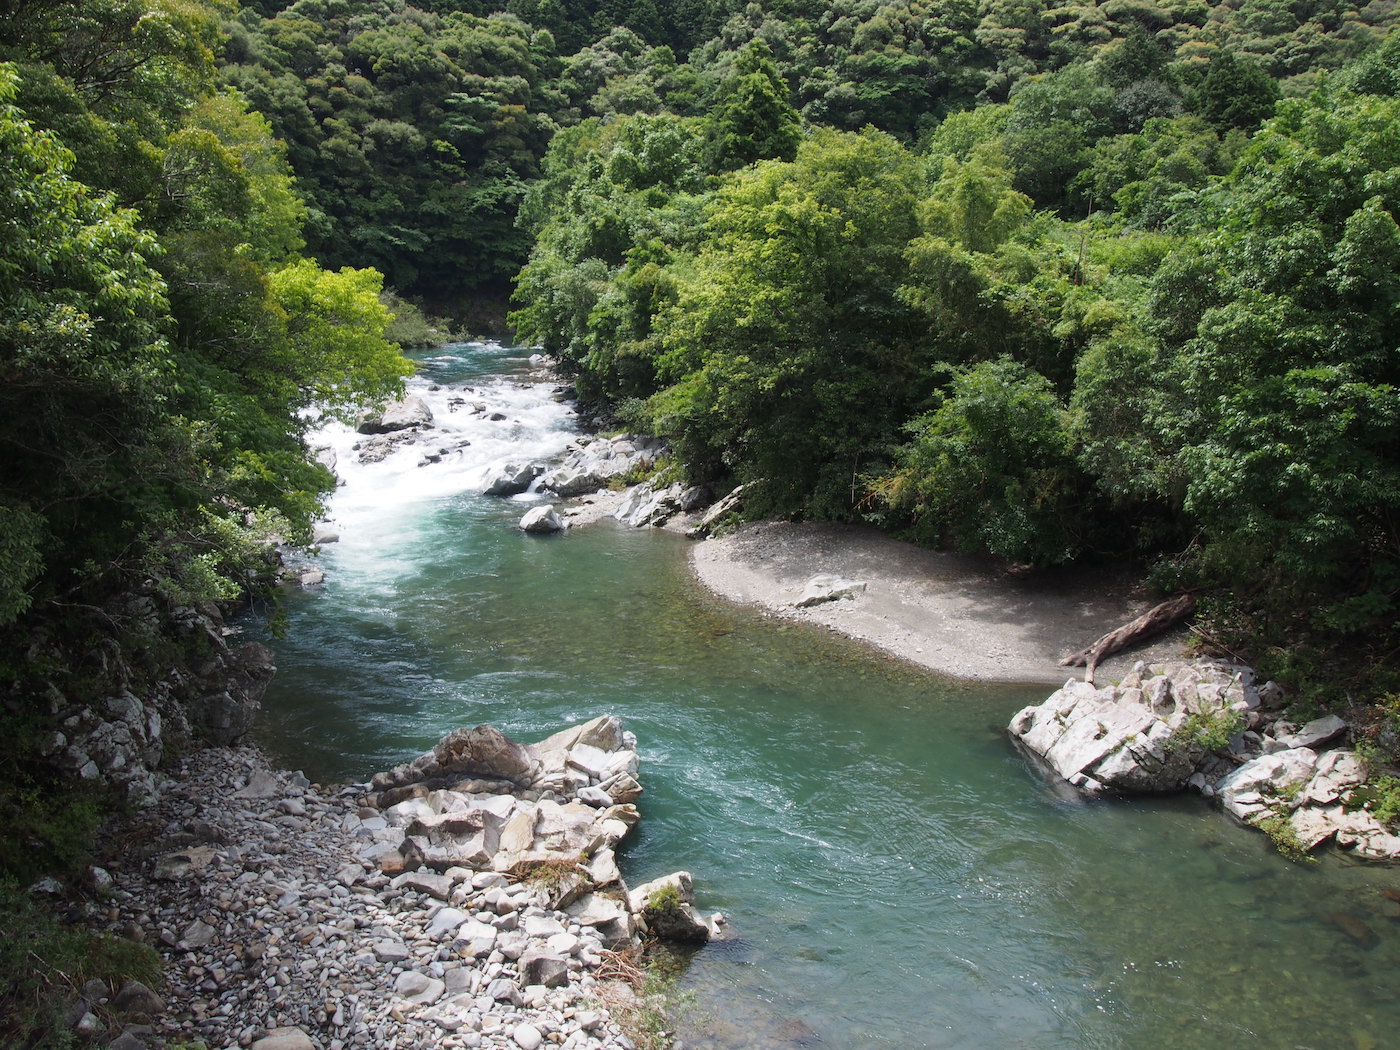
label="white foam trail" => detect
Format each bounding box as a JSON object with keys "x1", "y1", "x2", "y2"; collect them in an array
[
  {"x1": 313, "y1": 347, "x2": 577, "y2": 521},
  {"x1": 305, "y1": 346, "x2": 579, "y2": 591}
]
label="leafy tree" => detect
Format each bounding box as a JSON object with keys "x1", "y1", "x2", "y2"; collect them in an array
[
  {"x1": 654, "y1": 128, "x2": 924, "y2": 514},
  {"x1": 707, "y1": 38, "x2": 802, "y2": 170},
  {"x1": 0, "y1": 63, "x2": 187, "y2": 622},
  {"x1": 1132, "y1": 87, "x2": 1400, "y2": 657},
  {"x1": 876, "y1": 358, "x2": 1084, "y2": 564},
  {"x1": 1189, "y1": 49, "x2": 1279, "y2": 130}
]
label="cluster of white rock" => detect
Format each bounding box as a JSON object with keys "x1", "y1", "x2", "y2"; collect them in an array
[
  {"x1": 1009, "y1": 661, "x2": 1400, "y2": 861},
  {"x1": 85, "y1": 718, "x2": 718, "y2": 1050},
  {"x1": 31, "y1": 597, "x2": 277, "y2": 806},
  {"x1": 499, "y1": 435, "x2": 736, "y2": 537}
]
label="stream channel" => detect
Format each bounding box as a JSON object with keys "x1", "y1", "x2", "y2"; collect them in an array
[{"x1": 256, "y1": 343, "x2": 1400, "y2": 1050}]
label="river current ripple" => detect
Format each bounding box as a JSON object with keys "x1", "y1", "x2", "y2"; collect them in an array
[{"x1": 256, "y1": 344, "x2": 1400, "y2": 1050}]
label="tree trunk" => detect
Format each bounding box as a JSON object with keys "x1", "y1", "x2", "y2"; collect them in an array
[{"x1": 1060, "y1": 593, "x2": 1196, "y2": 685}]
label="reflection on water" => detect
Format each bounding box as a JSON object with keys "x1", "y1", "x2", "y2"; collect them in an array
[{"x1": 255, "y1": 345, "x2": 1400, "y2": 1050}]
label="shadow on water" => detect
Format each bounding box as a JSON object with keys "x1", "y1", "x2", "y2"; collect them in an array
[{"x1": 254, "y1": 344, "x2": 1400, "y2": 1050}]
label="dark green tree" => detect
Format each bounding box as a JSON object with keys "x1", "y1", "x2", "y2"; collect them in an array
[{"x1": 707, "y1": 38, "x2": 802, "y2": 170}]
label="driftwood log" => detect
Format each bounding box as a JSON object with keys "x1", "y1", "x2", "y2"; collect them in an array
[{"x1": 1060, "y1": 593, "x2": 1196, "y2": 684}]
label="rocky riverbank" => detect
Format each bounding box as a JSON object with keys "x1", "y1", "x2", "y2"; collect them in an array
[
  {"x1": 1009, "y1": 661, "x2": 1400, "y2": 862},
  {"x1": 84, "y1": 717, "x2": 714, "y2": 1050}
]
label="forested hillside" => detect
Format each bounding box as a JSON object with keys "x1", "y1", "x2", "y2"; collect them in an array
[{"x1": 2, "y1": 0, "x2": 1398, "y2": 1036}]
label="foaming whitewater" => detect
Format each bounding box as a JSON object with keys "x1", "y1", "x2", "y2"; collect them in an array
[
  {"x1": 309, "y1": 345, "x2": 576, "y2": 584},
  {"x1": 316, "y1": 346, "x2": 574, "y2": 511}
]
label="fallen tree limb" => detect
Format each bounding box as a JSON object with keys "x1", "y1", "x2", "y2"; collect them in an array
[{"x1": 1060, "y1": 593, "x2": 1196, "y2": 684}]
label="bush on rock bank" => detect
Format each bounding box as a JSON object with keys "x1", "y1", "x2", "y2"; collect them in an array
[{"x1": 1009, "y1": 661, "x2": 1400, "y2": 862}]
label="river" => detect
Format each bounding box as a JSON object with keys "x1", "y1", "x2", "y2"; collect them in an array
[{"x1": 256, "y1": 343, "x2": 1399, "y2": 1050}]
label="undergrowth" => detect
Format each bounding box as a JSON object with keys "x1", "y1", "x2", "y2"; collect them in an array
[{"x1": 0, "y1": 878, "x2": 162, "y2": 1050}]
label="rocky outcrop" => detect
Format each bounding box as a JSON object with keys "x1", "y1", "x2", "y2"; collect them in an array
[
  {"x1": 1010, "y1": 661, "x2": 1400, "y2": 861},
  {"x1": 537, "y1": 435, "x2": 663, "y2": 498},
  {"x1": 1217, "y1": 746, "x2": 1400, "y2": 860},
  {"x1": 356, "y1": 396, "x2": 434, "y2": 435},
  {"x1": 1008, "y1": 662, "x2": 1251, "y2": 795},
  {"x1": 628, "y1": 872, "x2": 722, "y2": 944},
  {"x1": 29, "y1": 596, "x2": 279, "y2": 804},
  {"x1": 358, "y1": 717, "x2": 719, "y2": 955}
]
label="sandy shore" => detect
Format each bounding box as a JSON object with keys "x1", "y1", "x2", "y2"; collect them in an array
[{"x1": 689, "y1": 521, "x2": 1189, "y2": 686}]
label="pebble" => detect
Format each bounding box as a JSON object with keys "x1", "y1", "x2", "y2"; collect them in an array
[{"x1": 96, "y1": 747, "x2": 642, "y2": 1050}]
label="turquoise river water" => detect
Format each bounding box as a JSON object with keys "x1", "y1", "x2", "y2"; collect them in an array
[{"x1": 256, "y1": 344, "x2": 1399, "y2": 1050}]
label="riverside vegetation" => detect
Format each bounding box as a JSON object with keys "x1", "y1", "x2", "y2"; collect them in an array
[{"x1": 3, "y1": 0, "x2": 1400, "y2": 1045}]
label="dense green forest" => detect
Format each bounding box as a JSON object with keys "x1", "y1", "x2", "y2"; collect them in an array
[{"x1": 0, "y1": 0, "x2": 1395, "y2": 746}]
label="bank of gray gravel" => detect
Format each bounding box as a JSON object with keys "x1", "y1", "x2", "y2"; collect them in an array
[{"x1": 92, "y1": 746, "x2": 645, "y2": 1050}]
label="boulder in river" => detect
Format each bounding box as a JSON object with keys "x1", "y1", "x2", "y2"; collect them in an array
[
  {"x1": 1008, "y1": 661, "x2": 1251, "y2": 795},
  {"x1": 356, "y1": 396, "x2": 434, "y2": 434},
  {"x1": 519, "y1": 505, "x2": 565, "y2": 534},
  {"x1": 484, "y1": 462, "x2": 544, "y2": 496},
  {"x1": 1010, "y1": 660, "x2": 1400, "y2": 861}
]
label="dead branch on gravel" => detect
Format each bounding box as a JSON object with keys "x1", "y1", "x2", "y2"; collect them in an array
[{"x1": 1060, "y1": 593, "x2": 1196, "y2": 684}]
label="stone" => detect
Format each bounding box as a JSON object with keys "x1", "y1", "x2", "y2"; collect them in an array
[
  {"x1": 357, "y1": 396, "x2": 433, "y2": 434},
  {"x1": 111, "y1": 981, "x2": 164, "y2": 1019},
  {"x1": 107, "y1": 1033, "x2": 150, "y2": 1050},
  {"x1": 1272, "y1": 714, "x2": 1348, "y2": 751},
  {"x1": 311, "y1": 523, "x2": 340, "y2": 545},
  {"x1": 487, "y1": 978, "x2": 522, "y2": 1005},
  {"x1": 153, "y1": 845, "x2": 219, "y2": 881},
  {"x1": 512, "y1": 1023, "x2": 544, "y2": 1050},
  {"x1": 602, "y1": 772, "x2": 643, "y2": 805},
  {"x1": 1217, "y1": 749, "x2": 1320, "y2": 822},
  {"x1": 371, "y1": 725, "x2": 534, "y2": 794},
  {"x1": 180, "y1": 919, "x2": 216, "y2": 950},
  {"x1": 538, "y1": 468, "x2": 606, "y2": 497},
  {"x1": 394, "y1": 971, "x2": 445, "y2": 1006},
  {"x1": 394, "y1": 870, "x2": 454, "y2": 900},
  {"x1": 519, "y1": 950, "x2": 570, "y2": 989},
  {"x1": 483, "y1": 463, "x2": 543, "y2": 497},
  {"x1": 794, "y1": 574, "x2": 868, "y2": 608},
  {"x1": 586, "y1": 848, "x2": 621, "y2": 888},
  {"x1": 425, "y1": 907, "x2": 471, "y2": 940},
  {"x1": 629, "y1": 872, "x2": 711, "y2": 944},
  {"x1": 576, "y1": 786, "x2": 613, "y2": 807},
  {"x1": 250, "y1": 1029, "x2": 316, "y2": 1050},
  {"x1": 519, "y1": 505, "x2": 565, "y2": 534},
  {"x1": 565, "y1": 893, "x2": 628, "y2": 928},
  {"x1": 372, "y1": 939, "x2": 410, "y2": 963},
  {"x1": 687, "y1": 483, "x2": 746, "y2": 538}
]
